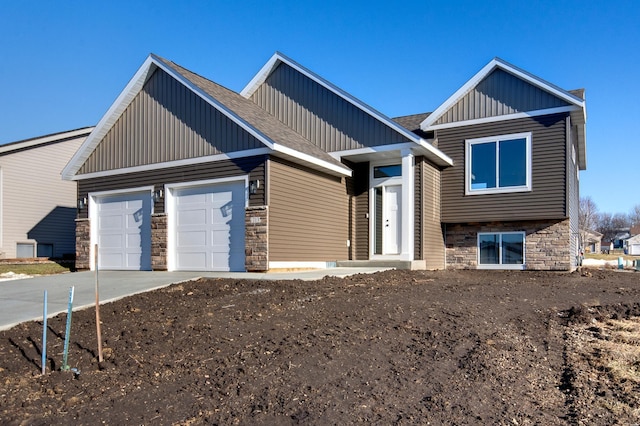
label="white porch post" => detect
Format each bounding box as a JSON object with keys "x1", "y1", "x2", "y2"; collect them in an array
[{"x1": 401, "y1": 149, "x2": 414, "y2": 260}]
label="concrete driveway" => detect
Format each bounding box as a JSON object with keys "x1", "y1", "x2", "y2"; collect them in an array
[{"x1": 0, "y1": 267, "x2": 387, "y2": 330}]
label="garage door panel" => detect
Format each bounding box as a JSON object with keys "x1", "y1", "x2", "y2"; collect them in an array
[
  {"x1": 177, "y1": 230, "x2": 207, "y2": 247},
  {"x1": 99, "y1": 214, "x2": 123, "y2": 230},
  {"x1": 178, "y1": 209, "x2": 207, "y2": 226},
  {"x1": 174, "y1": 182, "x2": 245, "y2": 271},
  {"x1": 100, "y1": 234, "x2": 124, "y2": 249}
]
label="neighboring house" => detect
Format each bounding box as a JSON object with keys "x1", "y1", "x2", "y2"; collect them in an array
[
  {"x1": 0, "y1": 128, "x2": 93, "y2": 259},
  {"x1": 62, "y1": 53, "x2": 586, "y2": 272},
  {"x1": 626, "y1": 234, "x2": 640, "y2": 256},
  {"x1": 581, "y1": 229, "x2": 603, "y2": 254}
]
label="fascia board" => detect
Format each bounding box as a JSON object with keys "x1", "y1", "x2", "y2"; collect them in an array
[
  {"x1": 420, "y1": 58, "x2": 586, "y2": 131},
  {"x1": 241, "y1": 52, "x2": 454, "y2": 165},
  {"x1": 271, "y1": 143, "x2": 352, "y2": 177},
  {"x1": 62, "y1": 56, "x2": 158, "y2": 180}
]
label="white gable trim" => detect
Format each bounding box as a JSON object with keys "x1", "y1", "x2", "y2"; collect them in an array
[
  {"x1": 0, "y1": 127, "x2": 94, "y2": 155},
  {"x1": 426, "y1": 106, "x2": 581, "y2": 131},
  {"x1": 63, "y1": 54, "x2": 351, "y2": 181},
  {"x1": 241, "y1": 52, "x2": 453, "y2": 167},
  {"x1": 70, "y1": 148, "x2": 271, "y2": 181},
  {"x1": 420, "y1": 58, "x2": 586, "y2": 131}
]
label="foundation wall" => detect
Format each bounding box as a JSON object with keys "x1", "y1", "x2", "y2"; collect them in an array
[{"x1": 445, "y1": 218, "x2": 572, "y2": 271}]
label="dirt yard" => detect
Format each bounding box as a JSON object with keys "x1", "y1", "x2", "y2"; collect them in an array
[{"x1": 1, "y1": 268, "x2": 640, "y2": 425}]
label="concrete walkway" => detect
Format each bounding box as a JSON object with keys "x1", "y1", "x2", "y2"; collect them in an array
[{"x1": 0, "y1": 267, "x2": 388, "y2": 330}]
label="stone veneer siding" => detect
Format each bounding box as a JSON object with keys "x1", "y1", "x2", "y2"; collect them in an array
[
  {"x1": 445, "y1": 218, "x2": 572, "y2": 271},
  {"x1": 245, "y1": 206, "x2": 268, "y2": 272},
  {"x1": 151, "y1": 214, "x2": 168, "y2": 271},
  {"x1": 75, "y1": 218, "x2": 91, "y2": 270}
]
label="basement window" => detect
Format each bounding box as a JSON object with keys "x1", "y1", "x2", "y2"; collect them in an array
[{"x1": 478, "y1": 232, "x2": 525, "y2": 269}]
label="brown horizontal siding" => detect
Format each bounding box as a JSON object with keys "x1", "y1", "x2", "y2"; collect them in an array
[
  {"x1": 439, "y1": 113, "x2": 568, "y2": 223},
  {"x1": 421, "y1": 158, "x2": 445, "y2": 269},
  {"x1": 268, "y1": 157, "x2": 349, "y2": 262},
  {"x1": 250, "y1": 62, "x2": 411, "y2": 152},
  {"x1": 436, "y1": 69, "x2": 570, "y2": 126},
  {"x1": 77, "y1": 156, "x2": 267, "y2": 219},
  {"x1": 79, "y1": 68, "x2": 264, "y2": 175}
]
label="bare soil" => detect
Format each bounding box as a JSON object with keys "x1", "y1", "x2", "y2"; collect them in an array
[{"x1": 1, "y1": 268, "x2": 640, "y2": 425}]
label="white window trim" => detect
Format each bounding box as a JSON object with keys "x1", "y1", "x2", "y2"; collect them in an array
[
  {"x1": 477, "y1": 231, "x2": 526, "y2": 270},
  {"x1": 465, "y1": 132, "x2": 532, "y2": 195}
]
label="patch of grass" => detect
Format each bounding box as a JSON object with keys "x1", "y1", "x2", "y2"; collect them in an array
[
  {"x1": 585, "y1": 253, "x2": 636, "y2": 261},
  {"x1": 0, "y1": 263, "x2": 73, "y2": 276}
]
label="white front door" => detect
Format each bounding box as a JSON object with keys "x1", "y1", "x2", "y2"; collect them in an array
[
  {"x1": 173, "y1": 181, "x2": 245, "y2": 272},
  {"x1": 96, "y1": 192, "x2": 152, "y2": 270},
  {"x1": 373, "y1": 184, "x2": 402, "y2": 255}
]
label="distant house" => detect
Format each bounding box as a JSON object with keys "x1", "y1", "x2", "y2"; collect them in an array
[
  {"x1": 62, "y1": 53, "x2": 586, "y2": 272},
  {"x1": 0, "y1": 128, "x2": 93, "y2": 259},
  {"x1": 581, "y1": 229, "x2": 603, "y2": 254},
  {"x1": 627, "y1": 234, "x2": 640, "y2": 256}
]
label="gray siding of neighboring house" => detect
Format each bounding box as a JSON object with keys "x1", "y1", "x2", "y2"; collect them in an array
[
  {"x1": 0, "y1": 135, "x2": 86, "y2": 258},
  {"x1": 438, "y1": 113, "x2": 569, "y2": 223},
  {"x1": 79, "y1": 68, "x2": 265, "y2": 175},
  {"x1": 268, "y1": 157, "x2": 349, "y2": 262},
  {"x1": 434, "y1": 69, "x2": 571, "y2": 126},
  {"x1": 77, "y1": 156, "x2": 267, "y2": 219},
  {"x1": 249, "y1": 62, "x2": 412, "y2": 152},
  {"x1": 416, "y1": 157, "x2": 445, "y2": 269}
]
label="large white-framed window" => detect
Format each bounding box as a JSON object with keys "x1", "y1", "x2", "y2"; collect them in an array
[
  {"x1": 465, "y1": 132, "x2": 532, "y2": 195},
  {"x1": 477, "y1": 232, "x2": 525, "y2": 269}
]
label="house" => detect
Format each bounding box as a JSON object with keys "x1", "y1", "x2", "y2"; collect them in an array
[
  {"x1": 0, "y1": 128, "x2": 93, "y2": 259},
  {"x1": 62, "y1": 53, "x2": 586, "y2": 272},
  {"x1": 581, "y1": 229, "x2": 603, "y2": 254},
  {"x1": 626, "y1": 234, "x2": 640, "y2": 256}
]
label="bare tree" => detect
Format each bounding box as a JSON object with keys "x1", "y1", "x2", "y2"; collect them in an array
[
  {"x1": 579, "y1": 196, "x2": 599, "y2": 248},
  {"x1": 630, "y1": 204, "x2": 640, "y2": 228},
  {"x1": 598, "y1": 211, "x2": 631, "y2": 245}
]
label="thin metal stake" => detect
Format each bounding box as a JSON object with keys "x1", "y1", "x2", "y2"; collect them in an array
[
  {"x1": 61, "y1": 286, "x2": 75, "y2": 370},
  {"x1": 95, "y1": 244, "x2": 103, "y2": 362},
  {"x1": 42, "y1": 290, "x2": 48, "y2": 375}
]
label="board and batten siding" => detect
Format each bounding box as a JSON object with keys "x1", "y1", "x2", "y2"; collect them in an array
[
  {"x1": 416, "y1": 157, "x2": 445, "y2": 269},
  {"x1": 79, "y1": 68, "x2": 265, "y2": 175},
  {"x1": 439, "y1": 113, "x2": 569, "y2": 223},
  {"x1": 434, "y1": 69, "x2": 571, "y2": 126},
  {"x1": 0, "y1": 136, "x2": 85, "y2": 258},
  {"x1": 77, "y1": 156, "x2": 267, "y2": 219},
  {"x1": 249, "y1": 62, "x2": 412, "y2": 152},
  {"x1": 268, "y1": 157, "x2": 349, "y2": 262}
]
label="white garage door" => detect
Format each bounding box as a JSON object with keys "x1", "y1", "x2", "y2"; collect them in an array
[
  {"x1": 173, "y1": 182, "x2": 245, "y2": 271},
  {"x1": 97, "y1": 192, "x2": 152, "y2": 270},
  {"x1": 631, "y1": 244, "x2": 640, "y2": 256}
]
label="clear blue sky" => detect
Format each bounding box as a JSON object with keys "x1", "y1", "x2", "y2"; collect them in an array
[{"x1": 1, "y1": 1, "x2": 638, "y2": 215}]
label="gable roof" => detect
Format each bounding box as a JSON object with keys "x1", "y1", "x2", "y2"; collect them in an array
[
  {"x1": 63, "y1": 55, "x2": 352, "y2": 180},
  {"x1": 420, "y1": 57, "x2": 587, "y2": 169},
  {"x1": 1, "y1": 127, "x2": 94, "y2": 156},
  {"x1": 242, "y1": 52, "x2": 453, "y2": 167}
]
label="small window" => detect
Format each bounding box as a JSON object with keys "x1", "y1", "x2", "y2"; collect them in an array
[
  {"x1": 373, "y1": 164, "x2": 401, "y2": 179},
  {"x1": 478, "y1": 232, "x2": 525, "y2": 269},
  {"x1": 466, "y1": 133, "x2": 531, "y2": 195},
  {"x1": 37, "y1": 244, "x2": 54, "y2": 258},
  {"x1": 16, "y1": 243, "x2": 35, "y2": 258}
]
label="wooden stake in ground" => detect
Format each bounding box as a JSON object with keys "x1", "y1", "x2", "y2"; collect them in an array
[{"x1": 95, "y1": 244, "x2": 103, "y2": 362}]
